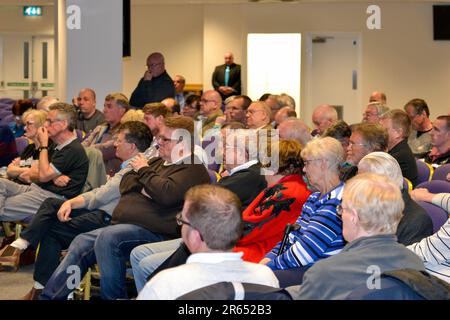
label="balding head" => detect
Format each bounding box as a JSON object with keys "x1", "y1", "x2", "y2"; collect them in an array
[
  {"x1": 224, "y1": 52, "x2": 234, "y2": 66},
  {"x1": 199, "y1": 90, "x2": 222, "y2": 117},
  {"x1": 146, "y1": 52, "x2": 166, "y2": 78},
  {"x1": 275, "y1": 106, "x2": 297, "y2": 126},
  {"x1": 278, "y1": 118, "x2": 312, "y2": 146},
  {"x1": 246, "y1": 101, "x2": 271, "y2": 129},
  {"x1": 312, "y1": 104, "x2": 338, "y2": 135},
  {"x1": 369, "y1": 91, "x2": 387, "y2": 104}
]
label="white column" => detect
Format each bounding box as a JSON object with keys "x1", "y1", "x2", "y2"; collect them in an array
[{"x1": 55, "y1": 0, "x2": 123, "y2": 105}]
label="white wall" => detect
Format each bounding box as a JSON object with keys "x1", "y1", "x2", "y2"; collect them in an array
[{"x1": 126, "y1": 1, "x2": 450, "y2": 124}]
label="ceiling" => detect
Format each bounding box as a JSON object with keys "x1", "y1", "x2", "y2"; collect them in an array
[{"x1": 1, "y1": 0, "x2": 450, "y2": 5}]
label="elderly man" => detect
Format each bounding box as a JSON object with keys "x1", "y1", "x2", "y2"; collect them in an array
[
  {"x1": 198, "y1": 89, "x2": 223, "y2": 135},
  {"x1": 83, "y1": 93, "x2": 130, "y2": 176},
  {"x1": 264, "y1": 94, "x2": 284, "y2": 124},
  {"x1": 161, "y1": 97, "x2": 180, "y2": 115},
  {"x1": 278, "y1": 118, "x2": 312, "y2": 147},
  {"x1": 137, "y1": 184, "x2": 279, "y2": 300},
  {"x1": 404, "y1": 98, "x2": 433, "y2": 157},
  {"x1": 424, "y1": 115, "x2": 450, "y2": 166},
  {"x1": 311, "y1": 104, "x2": 338, "y2": 137},
  {"x1": 130, "y1": 52, "x2": 175, "y2": 109},
  {"x1": 76, "y1": 88, "x2": 105, "y2": 134},
  {"x1": 173, "y1": 75, "x2": 186, "y2": 111},
  {"x1": 369, "y1": 91, "x2": 387, "y2": 104},
  {"x1": 0, "y1": 122, "x2": 152, "y2": 298},
  {"x1": 274, "y1": 106, "x2": 297, "y2": 127},
  {"x1": 380, "y1": 110, "x2": 419, "y2": 186},
  {"x1": 39, "y1": 116, "x2": 210, "y2": 300},
  {"x1": 246, "y1": 101, "x2": 272, "y2": 131},
  {"x1": 362, "y1": 102, "x2": 389, "y2": 124},
  {"x1": 0, "y1": 103, "x2": 88, "y2": 222},
  {"x1": 341, "y1": 122, "x2": 388, "y2": 181},
  {"x1": 288, "y1": 173, "x2": 426, "y2": 300},
  {"x1": 212, "y1": 51, "x2": 241, "y2": 100}
]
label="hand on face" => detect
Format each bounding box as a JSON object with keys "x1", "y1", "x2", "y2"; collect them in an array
[{"x1": 36, "y1": 127, "x2": 49, "y2": 146}]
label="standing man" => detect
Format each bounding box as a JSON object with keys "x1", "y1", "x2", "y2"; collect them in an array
[
  {"x1": 212, "y1": 52, "x2": 241, "y2": 101},
  {"x1": 76, "y1": 88, "x2": 105, "y2": 135},
  {"x1": 130, "y1": 52, "x2": 175, "y2": 109}
]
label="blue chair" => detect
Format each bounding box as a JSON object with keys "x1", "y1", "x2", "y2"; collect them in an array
[
  {"x1": 15, "y1": 136, "x2": 30, "y2": 155},
  {"x1": 416, "y1": 160, "x2": 434, "y2": 184},
  {"x1": 416, "y1": 180, "x2": 450, "y2": 194},
  {"x1": 432, "y1": 164, "x2": 450, "y2": 182}
]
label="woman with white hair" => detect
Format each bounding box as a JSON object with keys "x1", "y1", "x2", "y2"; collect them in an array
[
  {"x1": 260, "y1": 137, "x2": 345, "y2": 286},
  {"x1": 6, "y1": 109, "x2": 53, "y2": 183},
  {"x1": 289, "y1": 173, "x2": 426, "y2": 300},
  {"x1": 357, "y1": 152, "x2": 433, "y2": 245}
]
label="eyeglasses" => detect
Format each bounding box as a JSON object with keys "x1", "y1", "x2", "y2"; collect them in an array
[
  {"x1": 176, "y1": 212, "x2": 204, "y2": 241},
  {"x1": 336, "y1": 204, "x2": 350, "y2": 216},
  {"x1": 156, "y1": 135, "x2": 179, "y2": 144},
  {"x1": 246, "y1": 109, "x2": 263, "y2": 115},
  {"x1": 348, "y1": 141, "x2": 368, "y2": 148},
  {"x1": 147, "y1": 63, "x2": 162, "y2": 69},
  {"x1": 303, "y1": 158, "x2": 322, "y2": 166},
  {"x1": 200, "y1": 99, "x2": 216, "y2": 104}
]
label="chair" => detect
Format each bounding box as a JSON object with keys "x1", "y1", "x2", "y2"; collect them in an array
[
  {"x1": 403, "y1": 177, "x2": 413, "y2": 191},
  {"x1": 416, "y1": 160, "x2": 434, "y2": 184},
  {"x1": 177, "y1": 282, "x2": 292, "y2": 300},
  {"x1": 15, "y1": 136, "x2": 30, "y2": 155},
  {"x1": 416, "y1": 201, "x2": 448, "y2": 233},
  {"x1": 82, "y1": 146, "x2": 107, "y2": 193},
  {"x1": 432, "y1": 164, "x2": 450, "y2": 181},
  {"x1": 207, "y1": 169, "x2": 220, "y2": 184},
  {"x1": 415, "y1": 180, "x2": 450, "y2": 194}
]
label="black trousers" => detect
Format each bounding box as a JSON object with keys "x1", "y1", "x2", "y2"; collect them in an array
[{"x1": 21, "y1": 197, "x2": 111, "y2": 285}]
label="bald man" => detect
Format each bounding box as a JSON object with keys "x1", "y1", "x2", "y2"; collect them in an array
[
  {"x1": 311, "y1": 104, "x2": 338, "y2": 137},
  {"x1": 369, "y1": 91, "x2": 387, "y2": 104},
  {"x1": 130, "y1": 52, "x2": 175, "y2": 109},
  {"x1": 212, "y1": 52, "x2": 241, "y2": 100}
]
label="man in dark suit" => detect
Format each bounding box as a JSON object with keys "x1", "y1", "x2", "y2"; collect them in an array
[{"x1": 212, "y1": 52, "x2": 241, "y2": 101}]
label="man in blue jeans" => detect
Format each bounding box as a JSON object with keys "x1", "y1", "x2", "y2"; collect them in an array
[{"x1": 40, "y1": 116, "x2": 210, "y2": 300}]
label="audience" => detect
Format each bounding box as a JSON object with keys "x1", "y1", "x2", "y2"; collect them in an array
[
  {"x1": 278, "y1": 118, "x2": 312, "y2": 147},
  {"x1": 246, "y1": 101, "x2": 272, "y2": 130},
  {"x1": 288, "y1": 173, "x2": 426, "y2": 300},
  {"x1": 82, "y1": 92, "x2": 130, "y2": 176},
  {"x1": 6, "y1": 109, "x2": 53, "y2": 183},
  {"x1": 260, "y1": 137, "x2": 345, "y2": 287},
  {"x1": 129, "y1": 52, "x2": 175, "y2": 109},
  {"x1": 357, "y1": 152, "x2": 433, "y2": 245},
  {"x1": 380, "y1": 109, "x2": 419, "y2": 187},
  {"x1": 137, "y1": 184, "x2": 279, "y2": 300},
  {"x1": 0, "y1": 103, "x2": 88, "y2": 223},
  {"x1": 181, "y1": 94, "x2": 200, "y2": 119},
  {"x1": 39, "y1": 116, "x2": 209, "y2": 300},
  {"x1": 76, "y1": 88, "x2": 105, "y2": 135},
  {"x1": 274, "y1": 106, "x2": 297, "y2": 127},
  {"x1": 423, "y1": 115, "x2": 450, "y2": 166},
  {"x1": 404, "y1": 98, "x2": 433, "y2": 158},
  {"x1": 311, "y1": 104, "x2": 338, "y2": 137},
  {"x1": 0, "y1": 122, "x2": 152, "y2": 298},
  {"x1": 408, "y1": 190, "x2": 449, "y2": 284},
  {"x1": 362, "y1": 102, "x2": 389, "y2": 124}
]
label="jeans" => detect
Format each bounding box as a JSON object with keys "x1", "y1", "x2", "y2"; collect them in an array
[
  {"x1": 40, "y1": 224, "x2": 169, "y2": 300},
  {"x1": 130, "y1": 238, "x2": 182, "y2": 293}
]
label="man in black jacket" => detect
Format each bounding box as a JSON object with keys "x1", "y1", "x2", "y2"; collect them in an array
[
  {"x1": 130, "y1": 52, "x2": 175, "y2": 109},
  {"x1": 212, "y1": 52, "x2": 241, "y2": 101}
]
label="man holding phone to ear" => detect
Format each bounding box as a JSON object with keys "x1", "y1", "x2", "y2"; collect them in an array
[{"x1": 130, "y1": 52, "x2": 175, "y2": 109}]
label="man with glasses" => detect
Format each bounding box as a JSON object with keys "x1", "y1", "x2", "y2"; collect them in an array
[
  {"x1": 130, "y1": 52, "x2": 175, "y2": 109},
  {"x1": 362, "y1": 101, "x2": 389, "y2": 124},
  {"x1": 198, "y1": 90, "x2": 223, "y2": 136},
  {"x1": 0, "y1": 103, "x2": 89, "y2": 224},
  {"x1": 39, "y1": 116, "x2": 209, "y2": 300},
  {"x1": 404, "y1": 98, "x2": 433, "y2": 158},
  {"x1": 137, "y1": 184, "x2": 278, "y2": 300}
]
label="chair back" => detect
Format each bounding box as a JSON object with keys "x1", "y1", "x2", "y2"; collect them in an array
[
  {"x1": 347, "y1": 276, "x2": 424, "y2": 300},
  {"x1": 415, "y1": 180, "x2": 450, "y2": 194},
  {"x1": 416, "y1": 201, "x2": 448, "y2": 233},
  {"x1": 207, "y1": 169, "x2": 220, "y2": 184},
  {"x1": 432, "y1": 164, "x2": 450, "y2": 181},
  {"x1": 403, "y1": 178, "x2": 413, "y2": 191},
  {"x1": 416, "y1": 160, "x2": 434, "y2": 184},
  {"x1": 82, "y1": 146, "x2": 107, "y2": 193}
]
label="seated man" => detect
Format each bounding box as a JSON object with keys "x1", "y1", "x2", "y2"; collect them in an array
[
  {"x1": 404, "y1": 98, "x2": 433, "y2": 158},
  {"x1": 358, "y1": 152, "x2": 433, "y2": 245},
  {"x1": 76, "y1": 88, "x2": 105, "y2": 135},
  {"x1": 0, "y1": 122, "x2": 152, "y2": 297},
  {"x1": 83, "y1": 93, "x2": 130, "y2": 176},
  {"x1": 137, "y1": 184, "x2": 279, "y2": 300},
  {"x1": 423, "y1": 115, "x2": 450, "y2": 166},
  {"x1": 0, "y1": 103, "x2": 88, "y2": 222},
  {"x1": 362, "y1": 101, "x2": 389, "y2": 124},
  {"x1": 380, "y1": 109, "x2": 419, "y2": 186},
  {"x1": 311, "y1": 104, "x2": 338, "y2": 137},
  {"x1": 287, "y1": 173, "x2": 426, "y2": 300},
  {"x1": 40, "y1": 116, "x2": 210, "y2": 300}
]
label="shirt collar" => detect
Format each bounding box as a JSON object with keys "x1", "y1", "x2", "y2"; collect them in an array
[
  {"x1": 229, "y1": 160, "x2": 258, "y2": 176},
  {"x1": 55, "y1": 135, "x2": 77, "y2": 150},
  {"x1": 187, "y1": 252, "x2": 244, "y2": 264}
]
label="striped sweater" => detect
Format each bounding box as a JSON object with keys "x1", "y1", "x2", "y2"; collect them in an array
[
  {"x1": 265, "y1": 182, "x2": 345, "y2": 270},
  {"x1": 407, "y1": 193, "x2": 450, "y2": 284}
]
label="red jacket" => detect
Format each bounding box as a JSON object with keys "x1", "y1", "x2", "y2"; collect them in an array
[{"x1": 233, "y1": 174, "x2": 311, "y2": 262}]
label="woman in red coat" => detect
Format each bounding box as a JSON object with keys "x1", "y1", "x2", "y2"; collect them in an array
[{"x1": 234, "y1": 139, "x2": 311, "y2": 262}]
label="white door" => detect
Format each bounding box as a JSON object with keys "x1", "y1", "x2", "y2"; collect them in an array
[
  {"x1": 0, "y1": 34, "x2": 54, "y2": 99},
  {"x1": 304, "y1": 33, "x2": 362, "y2": 127}
]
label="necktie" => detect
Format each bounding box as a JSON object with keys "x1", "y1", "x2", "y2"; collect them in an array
[{"x1": 224, "y1": 65, "x2": 230, "y2": 87}]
